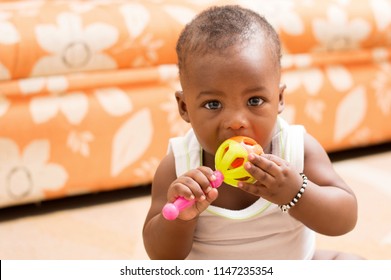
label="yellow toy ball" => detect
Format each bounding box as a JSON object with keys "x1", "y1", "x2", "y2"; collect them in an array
[{"x1": 215, "y1": 136, "x2": 263, "y2": 187}]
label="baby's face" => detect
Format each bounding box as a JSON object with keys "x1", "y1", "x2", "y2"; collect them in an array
[{"x1": 177, "y1": 39, "x2": 283, "y2": 158}]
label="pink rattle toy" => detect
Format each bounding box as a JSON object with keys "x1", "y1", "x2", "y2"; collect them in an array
[{"x1": 162, "y1": 136, "x2": 263, "y2": 220}]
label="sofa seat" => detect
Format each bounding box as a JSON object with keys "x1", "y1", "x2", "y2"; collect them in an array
[{"x1": 0, "y1": 0, "x2": 390, "y2": 208}]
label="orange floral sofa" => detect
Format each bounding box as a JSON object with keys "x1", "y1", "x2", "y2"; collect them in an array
[{"x1": 1, "y1": 0, "x2": 390, "y2": 209}]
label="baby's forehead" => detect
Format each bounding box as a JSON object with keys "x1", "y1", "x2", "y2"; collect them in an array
[
  {"x1": 183, "y1": 37, "x2": 275, "y2": 70},
  {"x1": 180, "y1": 46, "x2": 280, "y2": 91}
]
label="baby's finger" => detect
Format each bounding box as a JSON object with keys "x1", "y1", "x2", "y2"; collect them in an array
[
  {"x1": 248, "y1": 153, "x2": 286, "y2": 176},
  {"x1": 167, "y1": 180, "x2": 197, "y2": 201},
  {"x1": 244, "y1": 160, "x2": 273, "y2": 185},
  {"x1": 196, "y1": 166, "x2": 218, "y2": 193},
  {"x1": 182, "y1": 168, "x2": 213, "y2": 200},
  {"x1": 195, "y1": 187, "x2": 219, "y2": 212},
  {"x1": 238, "y1": 181, "x2": 268, "y2": 197}
]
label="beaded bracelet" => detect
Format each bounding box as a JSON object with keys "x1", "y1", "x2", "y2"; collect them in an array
[{"x1": 279, "y1": 173, "x2": 308, "y2": 213}]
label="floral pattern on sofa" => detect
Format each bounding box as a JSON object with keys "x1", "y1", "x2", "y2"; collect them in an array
[{"x1": 0, "y1": 0, "x2": 390, "y2": 208}]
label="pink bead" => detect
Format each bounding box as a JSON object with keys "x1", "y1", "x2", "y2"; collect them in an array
[
  {"x1": 162, "y1": 203, "x2": 179, "y2": 220},
  {"x1": 210, "y1": 170, "x2": 224, "y2": 188}
]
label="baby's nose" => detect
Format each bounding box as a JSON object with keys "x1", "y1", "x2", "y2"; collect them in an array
[{"x1": 225, "y1": 112, "x2": 249, "y2": 130}]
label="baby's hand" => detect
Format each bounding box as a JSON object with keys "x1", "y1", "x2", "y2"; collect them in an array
[
  {"x1": 238, "y1": 153, "x2": 303, "y2": 205},
  {"x1": 166, "y1": 166, "x2": 219, "y2": 220}
]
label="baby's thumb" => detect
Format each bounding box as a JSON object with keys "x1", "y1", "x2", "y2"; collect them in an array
[{"x1": 197, "y1": 188, "x2": 218, "y2": 213}]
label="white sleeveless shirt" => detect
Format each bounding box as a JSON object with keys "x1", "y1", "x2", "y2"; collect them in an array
[{"x1": 168, "y1": 117, "x2": 316, "y2": 259}]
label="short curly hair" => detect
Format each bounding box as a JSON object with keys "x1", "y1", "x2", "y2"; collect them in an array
[{"x1": 176, "y1": 5, "x2": 281, "y2": 76}]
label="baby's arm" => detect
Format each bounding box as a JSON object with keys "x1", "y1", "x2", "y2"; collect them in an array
[
  {"x1": 239, "y1": 133, "x2": 358, "y2": 236},
  {"x1": 291, "y1": 133, "x2": 357, "y2": 235},
  {"x1": 142, "y1": 152, "x2": 218, "y2": 259}
]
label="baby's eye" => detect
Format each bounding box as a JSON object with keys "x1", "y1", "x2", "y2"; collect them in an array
[
  {"x1": 204, "y1": 100, "x2": 222, "y2": 110},
  {"x1": 247, "y1": 97, "x2": 264, "y2": 106}
]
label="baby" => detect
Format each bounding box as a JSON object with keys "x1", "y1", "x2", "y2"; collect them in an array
[{"x1": 143, "y1": 5, "x2": 361, "y2": 260}]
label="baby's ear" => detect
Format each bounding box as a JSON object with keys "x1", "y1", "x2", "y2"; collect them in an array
[
  {"x1": 278, "y1": 84, "x2": 286, "y2": 114},
  {"x1": 175, "y1": 91, "x2": 190, "y2": 123}
]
